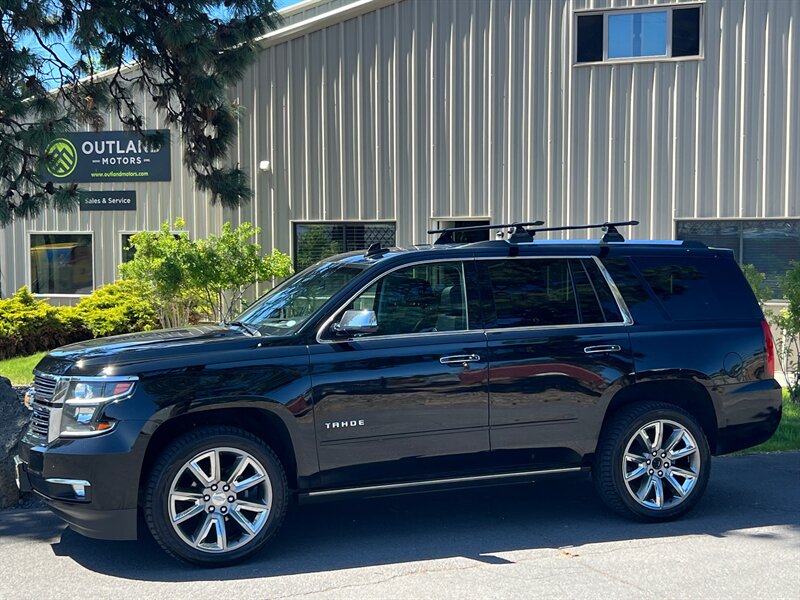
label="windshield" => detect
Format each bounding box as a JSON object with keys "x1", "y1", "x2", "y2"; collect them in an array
[{"x1": 235, "y1": 260, "x2": 368, "y2": 335}]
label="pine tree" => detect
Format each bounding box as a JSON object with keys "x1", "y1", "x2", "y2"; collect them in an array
[{"x1": 0, "y1": 0, "x2": 280, "y2": 225}]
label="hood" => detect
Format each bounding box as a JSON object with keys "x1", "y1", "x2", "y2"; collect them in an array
[{"x1": 36, "y1": 325, "x2": 291, "y2": 377}]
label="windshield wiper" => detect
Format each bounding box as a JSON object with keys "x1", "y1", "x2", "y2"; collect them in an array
[{"x1": 225, "y1": 321, "x2": 262, "y2": 337}]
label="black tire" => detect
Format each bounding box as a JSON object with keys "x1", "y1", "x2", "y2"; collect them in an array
[
  {"x1": 144, "y1": 426, "x2": 288, "y2": 567},
  {"x1": 593, "y1": 401, "x2": 711, "y2": 521}
]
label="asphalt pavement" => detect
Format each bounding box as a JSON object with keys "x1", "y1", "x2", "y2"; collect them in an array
[{"x1": 0, "y1": 452, "x2": 798, "y2": 599}]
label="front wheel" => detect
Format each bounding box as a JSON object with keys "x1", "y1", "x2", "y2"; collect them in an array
[
  {"x1": 144, "y1": 426, "x2": 288, "y2": 566},
  {"x1": 594, "y1": 402, "x2": 711, "y2": 521}
]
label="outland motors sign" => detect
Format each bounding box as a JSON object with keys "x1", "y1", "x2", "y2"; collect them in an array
[{"x1": 42, "y1": 130, "x2": 171, "y2": 182}]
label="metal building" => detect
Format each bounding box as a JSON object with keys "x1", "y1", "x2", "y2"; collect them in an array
[{"x1": 1, "y1": 0, "x2": 798, "y2": 302}]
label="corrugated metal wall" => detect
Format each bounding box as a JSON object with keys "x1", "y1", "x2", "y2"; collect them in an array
[
  {"x1": 1, "y1": 0, "x2": 798, "y2": 299},
  {"x1": 231, "y1": 0, "x2": 799, "y2": 260}
]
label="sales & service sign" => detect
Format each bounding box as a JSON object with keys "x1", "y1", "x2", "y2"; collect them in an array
[{"x1": 42, "y1": 130, "x2": 171, "y2": 183}]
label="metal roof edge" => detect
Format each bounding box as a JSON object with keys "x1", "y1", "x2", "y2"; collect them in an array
[
  {"x1": 71, "y1": 0, "x2": 395, "y2": 86},
  {"x1": 254, "y1": 0, "x2": 400, "y2": 50}
]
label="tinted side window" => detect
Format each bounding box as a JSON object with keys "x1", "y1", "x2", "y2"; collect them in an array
[
  {"x1": 633, "y1": 256, "x2": 760, "y2": 321},
  {"x1": 570, "y1": 259, "x2": 625, "y2": 323},
  {"x1": 485, "y1": 259, "x2": 578, "y2": 328},
  {"x1": 340, "y1": 261, "x2": 468, "y2": 337},
  {"x1": 601, "y1": 257, "x2": 665, "y2": 324}
]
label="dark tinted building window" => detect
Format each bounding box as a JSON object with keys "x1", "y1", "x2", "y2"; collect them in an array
[
  {"x1": 633, "y1": 256, "x2": 760, "y2": 321},
  {"x1": 576, "y1": 6, "x2": 701, "y2": 64},
  {"x1": 676, "y1": 219, "x2": 800, "y2": 297},
  {"x1": 30, "y1": 233, "x2": 93, "y2": 295},
  {"x1": 485, "y1": 259, "x2": 578, "y2": 328},
  {"x1": 576, "y1": 14, "x2": 603, "y2": 63},
  {"x1": 121, "y1": 232, "x2": 184, "y2": 264},
  {"x1": 293, "y1": 222, "x2": 396, "y2": 270},
  {"x1": 672, "y1": 7, "x2": 701, "y2": 57}
]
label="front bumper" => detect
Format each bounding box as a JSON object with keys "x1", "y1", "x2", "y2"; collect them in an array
[{"x1": 16, "y1": 419, "x2": 147, "y2": 541}]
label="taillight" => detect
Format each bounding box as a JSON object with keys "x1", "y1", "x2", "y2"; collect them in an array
[{"x1": 761, "y1": 319, "x2": 775, "y2": 378}]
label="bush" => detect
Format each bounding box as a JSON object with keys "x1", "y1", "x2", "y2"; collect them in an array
[
  {"x1": 0, "y1": 288, "x2": 89, "y2": 360},
  {"x1": 74, "y1": 280, "x2": 159, "y2": 337},
  {"x1": 773, "y1": 262, "x2": 800, "y2": 401},
  {"x1": 121, "y1": 218, "x2": 294, "y2": 327},
  {"x1": 744, "y1": 262, "x2": 800, "y2": 402}
]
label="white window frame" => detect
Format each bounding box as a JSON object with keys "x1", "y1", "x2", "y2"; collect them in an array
[
  {"x1": 573, "y1": 2, "x2": 705, "y2": 66},
  {"x1": 27, "y1": 231, "x2": 95, "y2": 298}
]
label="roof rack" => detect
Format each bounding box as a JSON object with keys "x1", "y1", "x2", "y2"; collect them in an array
[
  {"x1": 428, "y1": 219, "x2": 639, "y2": 245},
  {"x1": 530, "y1": 220, "x2": 639, "y2": 243},
  {"x1": 428, "y1": 221, "x2": 545, "y2": 245}
]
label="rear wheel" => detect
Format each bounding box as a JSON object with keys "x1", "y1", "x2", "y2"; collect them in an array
[
  {"x1": 594, "y1": 402, "x2": 711, "y2": 521},
  {"x1": 144, "y1": 426, "x2": 288, "y2": 566}
]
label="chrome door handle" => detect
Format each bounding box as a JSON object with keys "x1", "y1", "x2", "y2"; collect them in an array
[
  {"x1": 440, "y1": 354, "x2": 481, "y2": 365},
  {"x1": 583, "y1": 344, "x2": 622, "y2": 354}
]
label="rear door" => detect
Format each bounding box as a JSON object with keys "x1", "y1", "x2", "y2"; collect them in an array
[
  {"x1": 308, "y1": 259, "x2": 490, "y2": 487},
  {"x1": 480, "y1": 257, "x2": 635, "y2": 469}
]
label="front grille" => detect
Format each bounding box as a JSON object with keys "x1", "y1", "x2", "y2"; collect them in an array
[
  {"x1": 30, "y1": 403, "x2": 51, "y2": 438},
  {"x1": 27, "y1": 374, "x2": 60, "y2": 440},
  {"x1": 33, "y1": 375, "x2": 58, "y2": 403}
]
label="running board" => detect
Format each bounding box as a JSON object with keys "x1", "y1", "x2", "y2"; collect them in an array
[{"x1": 302, "y1": 466, "x2": 585, "y2": 499}]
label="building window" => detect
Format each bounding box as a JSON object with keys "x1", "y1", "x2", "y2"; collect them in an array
[
  {"x1": 30, "y1": 233, "x2": 93, "y2": 295},
  {"x1": 676, "y1": 220, "x2": 800, "y2": 298},
  {"x1": 121, "y1": 231, "x2": 184, "y2": 263},
  {"x1": 608, "y1": 11, "x2": 667, "y2": 59},
  {"x1": 293, "y1": 222, "x2": 396, "y2": 271},
  {"x1": 576, "y1": 5, "x2": 702, "y2": 64},
  {"x1": 434, "y1": 219, "x2": 491, "y2": 244},
  {"x1": 121, "y1": 233, "x2": 137, "y2": 264}
]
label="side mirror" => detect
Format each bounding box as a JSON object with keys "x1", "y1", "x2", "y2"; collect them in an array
[{"x1": 332, "y1": 309, "x2": 378, "y2": 337}]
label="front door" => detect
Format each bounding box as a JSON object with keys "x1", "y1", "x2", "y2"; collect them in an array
[{"x1": 309, "y1": 259, "x2": 489, "y2": 487}]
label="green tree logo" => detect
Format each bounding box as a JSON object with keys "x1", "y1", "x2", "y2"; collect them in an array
[{"x1": 45, "y1": 138, "x2": 78, "y2": 178}]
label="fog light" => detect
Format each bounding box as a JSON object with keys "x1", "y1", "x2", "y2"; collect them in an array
[{"x1": 45, "y1": 478, "x2": 91, "y2": 500}]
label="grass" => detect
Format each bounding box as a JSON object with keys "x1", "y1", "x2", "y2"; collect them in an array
[
  {"x1": 0, "y1": 350, "x2": 798, "y2": 452},
  {"x1": 0, "y1": 352, "x2": 45, "y2": 386},
  {"x1": 742, "y1": 390, "x2": 800, "y2": 454}
]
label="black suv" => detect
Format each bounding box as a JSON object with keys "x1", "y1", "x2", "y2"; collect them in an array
[{"x1": 16, "y1": 221, "x2": 782, "y2": 566}]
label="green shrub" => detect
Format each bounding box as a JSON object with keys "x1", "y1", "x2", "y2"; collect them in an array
[
  {"x1": 121, "y1": 218, "x2": 294, "y2": 327},
  {"x1": 74, "y1": 280, "x2": 159, "y2": 337},
  {"x1": 0, "y1": 287, "x2": 89, "y2": 360}
]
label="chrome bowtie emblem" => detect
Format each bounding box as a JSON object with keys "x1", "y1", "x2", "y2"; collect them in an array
[{"x1": 22, "y1": 387, "x2": 35, "y2": 411}]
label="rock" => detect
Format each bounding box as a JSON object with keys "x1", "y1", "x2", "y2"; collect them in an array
[{"x1": 0, "y1": 376, "x2": 30, "y2": 509}]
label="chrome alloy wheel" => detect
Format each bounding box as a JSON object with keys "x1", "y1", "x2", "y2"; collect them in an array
[
  {"x1": 168, "y1": 447, "x2": 273, "y2": 553},
  {"x1": 622, "y1": 419, "x2": 701, "y2": 510}
]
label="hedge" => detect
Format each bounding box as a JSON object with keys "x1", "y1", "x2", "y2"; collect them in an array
[{"x1": 0, "y1": 282, "x2": 159, "y2": 360}]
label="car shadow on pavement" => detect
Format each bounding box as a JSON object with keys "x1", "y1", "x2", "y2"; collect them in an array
[{"x1": 6, "y1": 452, "x2": 800, "y2": 582}]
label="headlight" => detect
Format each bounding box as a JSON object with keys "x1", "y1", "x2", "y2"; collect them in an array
[{"x1": 59, "y1": 378, "x2": 137, "y2": 438}]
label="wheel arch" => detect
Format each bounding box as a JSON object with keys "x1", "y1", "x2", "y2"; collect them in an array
[
  {"x1": 138, "y1": 406, "x2": 300, "y2": 505},
  {"x1": 599, "y1": 378, "x2": 719, "y2": 454}
]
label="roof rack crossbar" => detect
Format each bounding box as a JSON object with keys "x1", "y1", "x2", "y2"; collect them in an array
[
  {"x1": 428, "y1": 221, "x2": 545, "y2": 245},
  {"x1": 529, "y1": 220, "x2": 639, "y2": 243}
]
